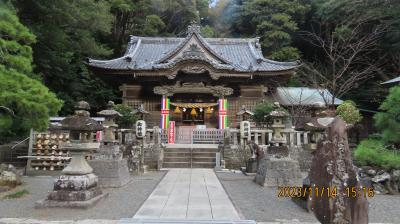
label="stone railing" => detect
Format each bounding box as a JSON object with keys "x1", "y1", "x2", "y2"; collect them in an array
[
  {"x1": 227, "y1": 128, "x2": 309, "y2": 147},
  {"x1": 118, "y1": 127, "x2": 161, "y2": 146},
  {"x1": 118, "y1": 127, "x2": 310, "y2": 147}
]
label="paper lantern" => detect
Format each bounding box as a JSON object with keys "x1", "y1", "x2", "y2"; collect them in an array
[
  {"x1": 174, "y1": 106, "x2": 182, "y2": 113},
  {"x1": 190, "y1": 108, "x2": 197, "y2": 116}
]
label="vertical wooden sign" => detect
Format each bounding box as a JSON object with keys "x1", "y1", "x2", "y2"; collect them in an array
[{"x1": 168, "y1": 121, "x2": 175, "y2": 144}]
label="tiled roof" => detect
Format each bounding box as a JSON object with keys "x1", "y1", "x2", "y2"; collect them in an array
[
  {"x1": 274, "y1": 87, "x2": 343, "y2": 107},
  {"x1": 87, "y1": 25, "x2": 299, "y2": 74}
]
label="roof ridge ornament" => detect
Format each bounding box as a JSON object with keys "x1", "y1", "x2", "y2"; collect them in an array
[{"x1": 187, "y1": 21, "x2": 201, "y2": 35}]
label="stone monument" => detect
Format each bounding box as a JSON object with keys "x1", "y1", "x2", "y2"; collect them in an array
[
  {"x1": 35, "y1": 101, "x2": 108, "y2": 208},
  {"x1": 309, "y1": 117, "x2": 368, "y2": 224},
  {"x1": 89, "y1": 101, "x2": 130, "y2": 187},
  {"x1": 254, "y1": 102, "x2": 302, "y2": 187}
]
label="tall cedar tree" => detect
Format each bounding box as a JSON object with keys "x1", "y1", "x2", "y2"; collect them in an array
[{"x1": 235, "y1": 0, "x2": 310, "y2": 61}]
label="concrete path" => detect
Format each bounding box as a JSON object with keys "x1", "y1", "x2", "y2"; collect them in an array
[{"x1": 133, "y1": 169, "x2": 241, "y2": 220}]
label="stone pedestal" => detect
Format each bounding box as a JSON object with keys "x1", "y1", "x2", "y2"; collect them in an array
[
  {"x1": 35, "y1": 143, "x2": 108, "y2": 209},
  {"x1": 35, "y1": 172, "x2": 108, "y2": 208},
  {"x1": 89, "y1": 159, "x2": 130, "y2": 188},
  {"x1": 255, "y1": 157, "x2": 302, "y2": 187},
  {"x1": 89, "y1": 144, "x2": 130, "y2": 188}
]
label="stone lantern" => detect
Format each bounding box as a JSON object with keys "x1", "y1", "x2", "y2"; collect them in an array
[
  {"x1": 266, "y1": 102, "x2": 289, "y2": 146},
  {"x1": 304, "y1": 117, "x2": 334, "y2": 150},
  {"x1": 132, "y1": 104, "x2": 149, "y2": 120},
  {"x1": 89, "y1": 101, "x2": 130, "y2": 188},
  {"x1": 36, "y1": 101, "x2": 107, "y2": 208},
  {"x1": 97, "y1": 101, "x2": 121, "y2": 143},
  {"x1": 236, "y1": 105, "x2": 254, "y2": 127}
]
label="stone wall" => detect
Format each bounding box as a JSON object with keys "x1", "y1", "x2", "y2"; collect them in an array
[{"x1": 289, "y1": 145, "x2": 313, "y2": 172}]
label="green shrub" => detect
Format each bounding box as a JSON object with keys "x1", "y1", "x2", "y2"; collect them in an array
[
  {"x1": 336, "y1": 100, "x2": 362, "y2": 125},
  {"x1": 374, "y1": 86, "x2": 400, "y2": 145},
  {"x1": 354, "y1": 139, "x2": 400, "y2": 170},
  {"x1": 252, "y1": 102, "x2": 274, "y2": 123},
  {"x1": 114, "y1": 104, "x2": 137, "y2": 128}
]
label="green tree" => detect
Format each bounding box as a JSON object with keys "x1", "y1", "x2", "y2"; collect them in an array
[
  {"x1": 109, "y1": 0, "x2": 165, "y2": 55},
  {"x1": 300, "y1": 0, "x2": 400, "y2": 111},
  {"x1": 151, "y1": 0, "x2": 209, "y2": 35},
  {"x1": 114, "y1": 104, "x2": 137, "y2": 128},
  {"x1": 252, "y1": 102, "x2": 274, "y2": 123},
  {"x1": 236, "y1": 0, "x2": 310, "y2": 60},
  {"x1": 14, "y1": 0, "x2": 116, "y2": 115},
  {"x1": 336, "y1": 100, "x2": 362, "y2": 125},
  {"x1": 374, "y1": 86, "x2": 400, "y2": 146},
  {"x1": 0, "y1": 5, "x2": 62, "y2": 143}
]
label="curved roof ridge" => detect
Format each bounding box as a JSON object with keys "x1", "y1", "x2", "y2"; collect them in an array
[
  {"x1": 128, "y1": 38, "x2": 142, "y2": 60},
  {"x1": 247, "y1": 41, "x2": 262, "y2": 62},
  {"x1": 155, "y1": 32, "x2": 232, "y2": 65}
]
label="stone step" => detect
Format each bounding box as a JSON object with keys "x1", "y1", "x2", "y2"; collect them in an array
[
  {"x1": 164, "y1": 152, "x2": 191, "y2": 157},
  {"x1": 119, "y1": 219, "x2": 256, "y2": 224},
  {"x1": 191, "y1": 162, "x2": 215, "y2": 168},
  {"x1": 192, "y1": 152, "x2": 216, "y2": 157},
  {"x1": 192, "y1": 157, "x2": 215, "y2": 163},
  {"x1": 163, "y1": 157, "x2": 191, "y2": 163},
  {"x1": 163, "y1": 162, "x2": 191, "y2": 168},
  {"x1": 164, "y1": 148, "x2": 191, "y2": 153},
  {"x1": 164, "y1": 148, "x2": 219, "y2": 153}
]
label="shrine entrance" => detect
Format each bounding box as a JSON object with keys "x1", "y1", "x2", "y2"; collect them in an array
[
  {"x1": 154, "y1": 82, "x2": 233, "y2": 131},
  {"x1": 170, "y1": 93, "x2": 218, "y2": 128}
]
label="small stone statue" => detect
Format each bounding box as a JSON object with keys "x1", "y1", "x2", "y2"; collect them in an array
[{"x1": 309, "y1": 117, "x2": 368, "y2": 224}]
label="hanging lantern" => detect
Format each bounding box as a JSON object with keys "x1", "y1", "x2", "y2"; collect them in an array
[
  {"x1": 182, "y1": 107, "x2": 186, "y2": 112},
  {"x1": 190, "y1": 108, "x2": 197, "y2": 116},
  {"x1": 199, "y1": 108, "x2": 203, "y2": 112},
  {"x1": 205, "y1": 107, "x2": 212, "y2": 114},
  {"x1": 174, "y1": 106, "x2": 181, "y2": 113}
]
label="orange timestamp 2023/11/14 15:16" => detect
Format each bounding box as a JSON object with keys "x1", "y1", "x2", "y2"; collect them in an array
[{"x1": 277, "y1": 186, "x2": 375, "y2": 198}]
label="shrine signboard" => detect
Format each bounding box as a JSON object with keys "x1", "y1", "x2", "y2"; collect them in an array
[
  {"x1": 168, "y1": 121, "x2": 175, "y2": 144},
  {"x1": 136, "y1": 120, "x2": 146, "y2": 138},
  {"x1": 240, "y1": 121, "x2": 251, "y2": 139}
]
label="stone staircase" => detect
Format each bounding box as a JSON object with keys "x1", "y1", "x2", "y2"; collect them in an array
[
  {"x1": 162, "y1": 145, "x2": 218, "y2": 168},
  {"x1": 120, "y1": 219, "x2": 256, "y2": 224}
]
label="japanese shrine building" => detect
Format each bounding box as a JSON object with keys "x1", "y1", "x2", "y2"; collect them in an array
[{"x1": 87, "y1": 24, "x2": 299, "y2": 130}]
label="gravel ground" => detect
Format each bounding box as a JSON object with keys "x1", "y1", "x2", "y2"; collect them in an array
[
  {"x1": 216, "y1": 172, "x2": 400, "y2": 223},
  {"x1": 0, "y1": 171, "x2": 166, "y2": 220}
]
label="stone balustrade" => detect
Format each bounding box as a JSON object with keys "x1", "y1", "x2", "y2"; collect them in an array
[
  {"x1": 116, "y1": 127, "x2": 310, "y2": 147},
  {"x1": 228, "y1": 128, "x2": 309, "y2": 147}
]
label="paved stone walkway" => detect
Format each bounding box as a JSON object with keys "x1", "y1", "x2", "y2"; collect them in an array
[{"x1": 134, "y1": 169, "x2": 241, "y2": 220}]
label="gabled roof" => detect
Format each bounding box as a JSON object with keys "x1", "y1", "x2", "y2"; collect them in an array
[
  {"x1": 274, "y1": 87, "x2": 343, "y2": 107},
  {"x1": 86, "y1": 24, "x2": 299, "y2": 76}
]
